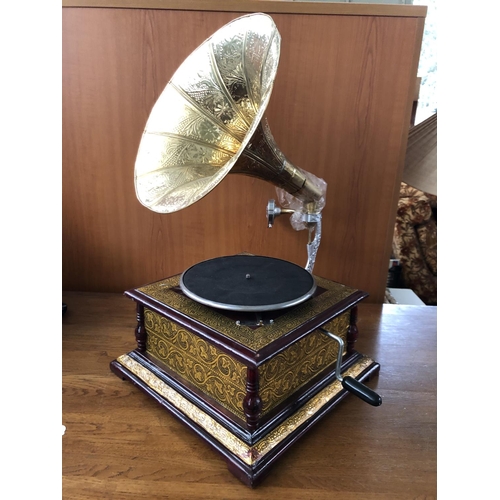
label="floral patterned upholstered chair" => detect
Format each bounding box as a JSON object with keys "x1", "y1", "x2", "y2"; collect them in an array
[{"x1": 392, "y1": 182, "x2": 437, "y2": 305}]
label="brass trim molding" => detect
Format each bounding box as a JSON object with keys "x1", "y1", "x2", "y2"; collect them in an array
[{"x1": 117, "y1": 353, "x2": 374, "y2": 465}]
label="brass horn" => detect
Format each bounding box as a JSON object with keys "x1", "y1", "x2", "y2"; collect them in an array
[{"x1": 134, "y1": 13, "x2": 326, "y2": 270}]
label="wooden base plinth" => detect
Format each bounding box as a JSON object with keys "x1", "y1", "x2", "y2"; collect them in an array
[{"x1": 111, "y1": 350, "x2": 380, "y2": 487}]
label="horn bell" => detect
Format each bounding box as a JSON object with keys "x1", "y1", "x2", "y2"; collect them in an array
[
  {"x1": 134, "y1": 13, "x2": 322, "y2": 214},
  {"x1": 134, "y1": 13, "x2": 279, "y2": 213}
]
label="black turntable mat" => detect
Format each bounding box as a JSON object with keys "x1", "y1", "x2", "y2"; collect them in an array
[{"x1": 179, "y1": 255, "x2": 316, "y2": 312}]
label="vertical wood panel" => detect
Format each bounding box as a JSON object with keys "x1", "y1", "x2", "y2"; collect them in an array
[{"x1": 62, "y1": 7, "x2": 424, "y2": 302}]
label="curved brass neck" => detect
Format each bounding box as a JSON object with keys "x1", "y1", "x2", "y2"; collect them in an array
[{"x1": 230, "y1": 119, "x2": 323, "y2": 209}]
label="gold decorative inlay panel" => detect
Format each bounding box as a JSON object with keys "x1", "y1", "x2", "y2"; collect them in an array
[
  {"x1": 138, "y1": 274, "x2": 356, "y2": 351},
  {"x1": 117, "y1": 354, "x2": 375, "y2": 465},
  {"x1": 259, "y1": 312, "x2": 350, "y2": 414},
  {"x1": 144, "y1": 308, "x2": 247, "y2": 420}
]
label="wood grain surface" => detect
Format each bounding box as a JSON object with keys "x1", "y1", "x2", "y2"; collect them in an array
[
  {"x1": 61, "y1": 0, "x2": 427, "y2": 18},
  {"x1": 62, "y1": 291, "x2": 437, "y2": 499},
  {"x1": 62, "y1": 6, "x2": 425, "y2": 302}
]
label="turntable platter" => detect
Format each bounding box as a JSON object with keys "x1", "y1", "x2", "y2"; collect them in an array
[{"x1": 179, "y1": 255, "x2": 316, "y2": 312}]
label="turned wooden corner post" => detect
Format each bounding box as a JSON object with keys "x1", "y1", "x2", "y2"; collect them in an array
[
  {"x1": 135, "y1": 303, "x2": 147, "y2": 352},
  {"x1": 243, "y1": 367, "x2": 262, "y2": 432},
  {"x1": 347, "y1": 306, "x2": 359, "y2": 354}
]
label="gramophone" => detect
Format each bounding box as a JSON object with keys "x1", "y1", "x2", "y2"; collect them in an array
[{"x1": 110, "y1": 13, "x2": 381, "y2": 487}]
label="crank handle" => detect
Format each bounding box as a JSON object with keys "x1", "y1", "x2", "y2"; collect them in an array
[{"x1": 319, "y1": 328, "x2": 382, "y2": 407}]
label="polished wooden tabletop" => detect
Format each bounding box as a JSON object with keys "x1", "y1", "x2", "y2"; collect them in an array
[{"x1": 62, "y1": 291, "x2": 437, "y2": 499}]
